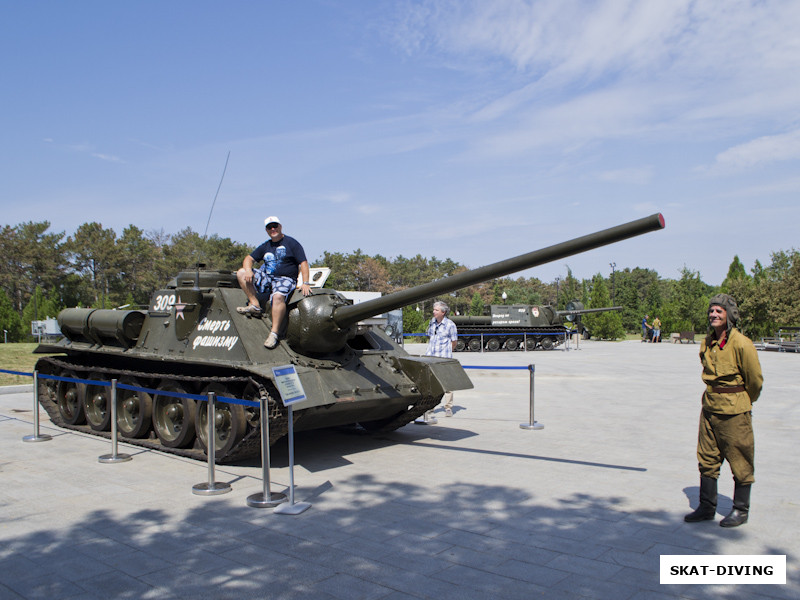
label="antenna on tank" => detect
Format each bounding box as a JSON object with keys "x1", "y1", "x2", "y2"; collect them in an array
[
  {"x1": 195, "y1": 151, "x2": 231, "y2": 289},
  {"x1": 204, "y1": 150, "x2": 231, "y2": 240}
]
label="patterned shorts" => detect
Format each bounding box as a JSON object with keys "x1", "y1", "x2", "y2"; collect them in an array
[{"x1": 252, "y1": 270, "x2": 296, "y2": 300}]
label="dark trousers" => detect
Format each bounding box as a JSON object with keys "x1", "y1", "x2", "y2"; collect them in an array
[{"x1": 697, "y1": 410, "x2": 754, "y2": 485}]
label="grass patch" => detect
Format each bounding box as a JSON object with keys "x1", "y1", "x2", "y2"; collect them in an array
[{"x1": 0, "y1": 343, "x2": 55, "y2": 386}]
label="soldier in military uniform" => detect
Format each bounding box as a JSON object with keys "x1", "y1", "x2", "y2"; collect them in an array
[{"x1": 684, "y1": 294, "x2": 763, "y2": 527}]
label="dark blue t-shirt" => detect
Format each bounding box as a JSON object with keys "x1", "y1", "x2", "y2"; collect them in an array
[{"x1": 249, "y1": 235, "x2": 307, "y2": 279}]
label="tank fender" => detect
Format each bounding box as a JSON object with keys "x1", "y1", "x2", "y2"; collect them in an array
[{"x1": 390, "y1": 356, "x2": 473, "y2": 398}]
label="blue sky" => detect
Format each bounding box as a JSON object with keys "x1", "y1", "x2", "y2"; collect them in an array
[{"x1": 3, "y1": 0, "x2": 799, "y2": 286}]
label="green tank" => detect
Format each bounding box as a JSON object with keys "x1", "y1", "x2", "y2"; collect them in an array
[
  {"x1": 33, "y1": 213, "x2": 664, "y2": 461},
  {"x1": 451, "y1": 301, "x2": 623, "y2": 351}
]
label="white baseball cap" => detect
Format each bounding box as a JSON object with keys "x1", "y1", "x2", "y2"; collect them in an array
[{"x1": 264, "y1": 216, "x2": 281, "y2": 227}]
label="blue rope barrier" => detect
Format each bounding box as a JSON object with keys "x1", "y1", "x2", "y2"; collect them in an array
[
  {"x1": 0, "y1": 368, "x2": 32, "y2": 377},
  {"x1": 39, "y1": 373, "x2": 110, "y2": 387},
  {"x1": 1, "y1": 367, "x2": 260, "y2": 408},
  {"x1": 3, "y1": 363, "x2": 532, "y2": 406},
  {"x1": 463, "y1": 365, "x2": 529, "y2": 370},
  {"x1": 404, "y1": 331, "x2": 569, "y2": 338},
  {"x1": 110, "y1": 382, "x2": 260, "y2": 408}
]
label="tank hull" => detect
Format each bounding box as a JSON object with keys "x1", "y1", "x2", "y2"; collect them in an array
[
  {"x1": 35, "y1": 275, "x2": 471, "y2": 462},
  {"x1": 452, "y1": 302, "x2": 622, "y2": 350}
]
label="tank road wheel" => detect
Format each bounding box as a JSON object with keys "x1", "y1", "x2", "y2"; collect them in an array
[
  {"x1": 84, "y1": 372, "x2": 112, "y2": 431},
  {"x1": 116, "y1": 377, "x2": 153, "y2": 438},
  {"x1": 56, "y1": 369, "x2": 86, "y2": 425},
  {"x1": 487, "y1": 338, "x2": 501, "y2": 352},
  {"x1": 152, "y1": 382, "x2": 197, "y2": 448},
  {"x1": 455, "y1": 339, "x2": 466, "y2": 352},
  {"x1": 505, "y1": 338, "x2": 519, "y2": 351},
  {"x1": 540, "y1": 337, "x2": 556, "y2": 350},
  {"x1": 468, "y1": 338, "x2": 482, "y2": 352},
  {"x1": 525, "y1": 337, "x2": 538, "y2": 351},
  {"x1": 242, "y1": 382, "x2": 263, "y2": 429},
  {"x1": 196, "y1": 383, "x2": 247, "y2": 460},
  {"x1": 242, "y1": 381, "x2": 287, "y2": 445}
]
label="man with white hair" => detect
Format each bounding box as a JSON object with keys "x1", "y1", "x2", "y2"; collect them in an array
[
  {"x1": 419, "y1": 300, "x2": 458, "y2": 423},
  {"x1": 236, "y1": 216, "x2": 311, "y2": 349}
]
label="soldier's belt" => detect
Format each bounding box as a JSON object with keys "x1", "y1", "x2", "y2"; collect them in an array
[{"x1": 710, "y1": 385, "x2": 746, "y2": 393}]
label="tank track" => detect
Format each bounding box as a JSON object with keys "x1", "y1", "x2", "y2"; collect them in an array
[
  {"x1": 34, "y1": 356, "x2": 288, "y2": 464},
  {"x1": 457, "y1": 325, "x2": 567, "y2": 350}
]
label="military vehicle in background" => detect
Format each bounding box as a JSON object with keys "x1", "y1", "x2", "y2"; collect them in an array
[
  {"x1": 451, "y1": 301, "x2": 623, "y2": 351},
  {"x1": 33, "y1": 213, "x2": 664, "y2": 462}
]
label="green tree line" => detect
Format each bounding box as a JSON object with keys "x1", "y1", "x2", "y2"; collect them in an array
[
  {"x1": 0, "y1": 221, "x2": 250, "y2": 341},
  {"x1": 1, "y1": 221, "x2": 798, "y2": 342}
]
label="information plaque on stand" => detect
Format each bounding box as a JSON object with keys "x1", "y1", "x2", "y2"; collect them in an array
[{"x1": 271, "y1": 365, "x2": 312, "y2": 515}]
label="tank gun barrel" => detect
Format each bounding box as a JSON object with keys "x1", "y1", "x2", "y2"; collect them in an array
[
  {"x1": 557, "y1": 306, "x2": 623, "y2": 317},
  {"x1": 333, "y1": 213, "x2": 664, "y2": 328}
]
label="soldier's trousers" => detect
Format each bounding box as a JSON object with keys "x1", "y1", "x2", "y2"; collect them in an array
[{"x1": 697, "y1": 410, "x2": 754, "y2": 485}]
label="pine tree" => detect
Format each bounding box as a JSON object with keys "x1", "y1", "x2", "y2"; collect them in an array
[{"x1": 583, "y1": 275, "x2": 625, "y2": 339}]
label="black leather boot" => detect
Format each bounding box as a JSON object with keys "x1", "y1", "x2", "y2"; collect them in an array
[
  {"x1": 685, "y1": 476, "x2": 718, "y2": 522},
  {"x1": 720, "y1": 483, "x2": 750, "y2": 527}
]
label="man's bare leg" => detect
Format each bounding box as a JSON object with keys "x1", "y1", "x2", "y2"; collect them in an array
[
  {"x1": 270, "y1": 294, "x2": 287, "y2": 334},
  {"x1": 264, "y1": 293, "x2": 287, "y2": 348},
  {"x1": 236, "y1": 268, "x2": 261, "y2": 309}
]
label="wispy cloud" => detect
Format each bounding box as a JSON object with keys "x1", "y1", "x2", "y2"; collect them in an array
[
  {"x1": 632, "y1": 201, "x2": 659, "y2": 214},
  {"x1": 713, "y1": 175, "x2": 800, "y2": 198},
  {"x1": 91, "y1": 153, "x2": 125, "y2": 163},
  {"x1": 706, "y1": 129, "x2": 800, "y2": 172},
  {"x1": 597, "y1": 166, "x2": 654, "y2": 185},
  {"x1": 355, "y1": 204, "x2": 382, "y2": 215},
  {"x1": 306, "y1": 191, "x2": 352, "y2": 204},
  {"x1": 48, "y1": 140, "x2": 127, "y2": 163},
  {"x1": 389, "y1": 0, "x2": 800, "y2": 154}
]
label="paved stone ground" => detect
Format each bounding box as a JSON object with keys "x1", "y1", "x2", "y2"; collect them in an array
[{"x1": 1, "y1": 340, "x2": 797, "y2": 599}]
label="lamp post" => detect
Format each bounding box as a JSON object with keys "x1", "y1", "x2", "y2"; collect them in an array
[{"x1": 554, "y1": 277, "x2": 560, "y2": 307}]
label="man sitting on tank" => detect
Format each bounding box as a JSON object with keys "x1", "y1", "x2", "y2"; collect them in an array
[{"x1": 236, "y1": 216, "x2": 311, "y2": 348}]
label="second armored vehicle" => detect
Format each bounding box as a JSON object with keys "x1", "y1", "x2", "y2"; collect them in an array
[{"x1": 451, "y1": 301, "x2": 622, "y2": 351}]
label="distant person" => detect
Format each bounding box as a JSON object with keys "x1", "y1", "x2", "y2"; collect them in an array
[
  {"x1": 418, "y1": 301, "x2": 458, "y2": 423},
  {"x1": 651, "y1": 316, "x2": 661, "y2": 343},
  {"x1": 236, "y1": 216, "x2": 311, "y2": 349},
  {"x1": 641, "y1": 314, "x2": 650, "y2": 342},
  {"x1": 684, "y1": 294, "x2": 763, "y2": 528}
]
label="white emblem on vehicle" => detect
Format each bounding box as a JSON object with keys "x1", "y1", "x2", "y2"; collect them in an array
[{"x1": 191, "y1": 317, "x2": 238, "y2": 351}]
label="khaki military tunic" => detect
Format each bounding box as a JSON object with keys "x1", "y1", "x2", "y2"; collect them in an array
[
  {"x1": 700, "y1": 328, "x2": 763, "y2": 414},
  {"x1": 696, "y1": 328, "x2": 763, "y2": 484}
]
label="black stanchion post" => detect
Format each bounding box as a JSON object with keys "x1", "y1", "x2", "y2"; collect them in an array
[
  {"x1": 193, "y1": 391, "x2": 231, "y2": 495},
  {"x1": 99, "y1": 379, "x2": 132, "y2": 463},
  {"x1": 520, "y1": 364, "x2": 544, "y2": 430},
  {"x1": 22, "y1": 370, "x2": 52, "y2": 443},
  {"x1": 247, "y1": 396, "x2": 287, "y2": 508}
]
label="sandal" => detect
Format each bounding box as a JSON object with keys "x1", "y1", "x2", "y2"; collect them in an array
[
  {"x1": 236, "y1": 304, "x2": 263, "y2": 317},
  {"x1": 264, "y1": 332, "x2": 279, "y2": 349}
]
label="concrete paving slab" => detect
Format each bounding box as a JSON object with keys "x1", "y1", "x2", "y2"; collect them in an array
[{"x1": 1, "y1": 340, "x2": 798, "y2": 599}]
